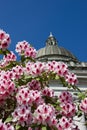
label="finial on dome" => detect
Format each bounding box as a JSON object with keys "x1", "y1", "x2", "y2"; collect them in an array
[
  {"x1": 46, "y1": 32, "x2": 58, "y2": 46},
  {"x1": 49, "y1": 32, "x2": 53, "y2": 37}
]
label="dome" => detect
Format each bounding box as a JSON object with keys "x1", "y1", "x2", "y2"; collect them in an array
[{"x1": 36, "y1": 33, "x2": 79, "y2": 63}]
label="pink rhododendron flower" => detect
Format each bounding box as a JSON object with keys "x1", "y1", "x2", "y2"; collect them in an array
[
  {"x1": 24, "y1": 46, "x2": 37, "y2": 58},
  {"x1": 0, "y1": 51, "x2": 17, "y2": 68},
  {"x1": 12, "y1": 65, "x2": 24, "y2": 80},
  {"x1": 80, "y1": 98, "x2": 87, "y2": 113},
  {"x1": 59, "y1": 91, "x2": 73, "y2": 103},
  {"x1": 28, "y1": 127, "x2": 32, "y2": 130},
  {"x1": 6, "y1": 123, "x2": 15, "y2": 130},
  {"x1": 0, "y1": 120, "x2": 7, "y2": 130},
  {"x1": 61, "y1": 102, "x2": 76, "y2": 117},
  {"x1": 3, "y1": 51, "x2": 17, "y2": 63},
  {"x1": 28, "y1": 80, "x2": 41, "y2": 90},
  {"x1": 0, "y1": 74, "x2": 15, "y2": 103},
  {"x1": 46, "y1": 61, "x2": 68, "y2": 76},
  {"x1": 12, "y1": 105, "x2": 32, "y2": 126},
  {"x1": 0, "y1": 70, "x2": 13, "y2": 81},
  {"x1": 15, "y1": 40, "x2": 29, "y2": 54},
  {"x1": 0, "y1": 29, "x2": 11, "y2": 49},
  {"x1": 65, "y1": 72, "x2": 78, "y2": 85},
  {"x1": 42, "y1": 87, "x2": 54, "y2": 97},
  {"x1": 57, "y1": 116, "x2": 79, "y2": 130},
  {"x1": 15, "y1": 40, "x2": 37, "y2": 58},
  {"x1": 54, "y1": 62, "x2": 68, "y2": 77},
  {"x1": 0, "y1": 120, "x2": 14, "y2": 130},
  {"x1": 16, "y1": 87, "x2": 44, "y2": 106},
  {"x1": 25, "y1": 61, "x2": 78, "y2": 85},
  {"x1": 33, "y1": 103, "x2": 57, "y2": 127},
  {"x1": 59, "y1": 91, "x2": 76, "y2": 117},
  {"x1": 25, "y1": 62, "x2": 46, "y2": 77},
  {"x1": 46, "y1": 61, "x2": 78, "y2": 85},
  {"x1": 0, "y1": 59, "x2": 6, "y2": 68}
]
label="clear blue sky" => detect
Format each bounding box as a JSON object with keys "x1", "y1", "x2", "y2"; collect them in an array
[{"x1": 0, "y1": 0, "x2": 87, "y2": 61}]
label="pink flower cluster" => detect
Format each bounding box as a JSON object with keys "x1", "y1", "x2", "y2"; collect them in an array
[
  {"x1": 59, "y1": 91, "x2": 76, "y2": 117},
  {"x1": 3, "y1": 51, "x2": 17, "y2": 63},
  {"x1": 80, "y1": 98, "x2": 87, "y2": 113},
  {"x1": 46, "y1": 61, "x2": 78, "y2": 85},
  {"x1": 12, "y1": 105, "x2": 32, "y2": 126},
  {"x1": 25, "y1": 61, "x2": 78, "y2": 86},
  {"x1": 15, "y1": 40, "x2": 37, "y2": 58},
  {"x1": 0, "y1": 60, "x2": 6, "y2": 68},
  {"x1": 25, "y1": 62, "x2": 46, "y2": 77},
  {"x1": 0, "y1": 120, "x2": 14, "y2": 130},
  {"x1": 61, "y1": 102, "x2": 76, "y2": 117},
  {"x1": 59, "y1": 91, "x2": 73, "y2": 103},
  {"x1": 33, "y1": 103, "x2": 57, "y2": 127},
  {"x1": 0, "y1": 29, "x2": 11, "y2": 49},
  {"x1": 57, "y1": 116, "x2": 72, "y2": 130},
  {"x1": 16, "y1": 87, "x2": 43, "y2": 106},
  {"x1": 57, "y1": 116, "x2": 79, "y2": 130},
  {"x1": 0, "y1": 71, "x2": 15, "y2": 104},
  {"x1": 46, "y1": 61, "x2": 68, "y2": 76},
  {"x1": 0, "y1": 70, "x2": 13, "y2": 81},
  {"x1": 28, "y1": 80, "x2": 41, "y2": 90},
  {"x1": 12, "y1": 65, "x2": 24, "y2": 80},
  {"x1": 0, "y1": 29, "x2": 81, "y2": 130},
  {"x1": 42, "y1": 87, "x2": 54, "y2": 97},
  {"x1": 65, "y1": 73, "x2": 78, "y2": 85},
  {"x1": 0, "y1": 51, "x2": 17, "y2": 68}
]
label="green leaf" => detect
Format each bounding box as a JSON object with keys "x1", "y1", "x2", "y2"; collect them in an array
[
  {"x1": 76, "y1": 110, "x2": 82, "y2": 117},
  {"x1": 0, "y1": 49, "x2": 10, "y2": 55},
  {"x1": 0, "y1": 49, "x2": 3, "y2": 54},
  {"x1": 42, "y1": 126, "x2": 47, "y2": 130},
  {"x1": 55, "y1": 75, "x2": 59, "y2": 80},
  {"x1": 5, "y1": 49, "x2": 11, "y2": 54},
  {"x1": 15, "y1": 125, "x2": 21, "y2": 130},
  {"x1": 78, "y1": 92, "x2": 86, "y2": 100},
  {"x1": 21, "y1": 55, "x2": 25, "y2": 62},
  {"x1": 59, "y1": 77, "x2": 67, "y2": 87},
  {"x1": 56, "y1": 106, "x2": 61, "y2": 111},
  {"x1": 5, "y1": 116, "x2": 12, "y2": 123}
]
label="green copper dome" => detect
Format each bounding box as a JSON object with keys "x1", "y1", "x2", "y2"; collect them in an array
[{"x1": 36, "y1": 33, "x2": 79, "y2": 63}]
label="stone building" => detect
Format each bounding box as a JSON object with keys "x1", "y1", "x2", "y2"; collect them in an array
[{"x1": 36, "y1": 33, "x2": 87, "y2": 130}]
